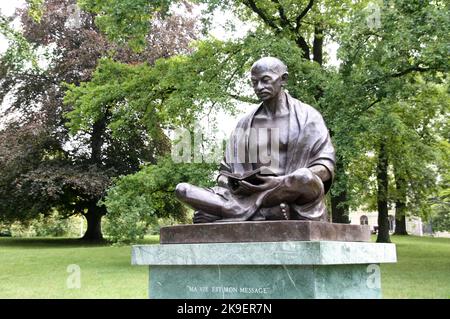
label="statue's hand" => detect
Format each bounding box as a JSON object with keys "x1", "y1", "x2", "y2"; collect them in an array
[
  {"x1": 229, "y1": 182, "x2": 253, "y2": 195},
  {"x1": 239, "y1": 175, "x2": 283, "y2": 193}
]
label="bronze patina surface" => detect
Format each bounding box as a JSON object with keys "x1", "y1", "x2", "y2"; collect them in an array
[
  {"x1": 175, "y1": 57, "x2": 336, "y2": 224},
  {"x1": 160, "y1": 221, "x2": 370, "y2": 244}
]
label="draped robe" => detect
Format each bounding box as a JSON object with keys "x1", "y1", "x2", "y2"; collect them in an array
[{"x1": 204, "y1": 92, "x2": 335, "y2": 222}]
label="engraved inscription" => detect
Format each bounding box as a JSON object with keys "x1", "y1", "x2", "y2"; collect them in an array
[{"x1": 186, "y1": 285, "x2": 271, "y2": 295}]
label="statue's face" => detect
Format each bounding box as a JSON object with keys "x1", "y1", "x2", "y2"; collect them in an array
[{"x1": 250, "y1": 67, "x2": 286, "y2": 102}]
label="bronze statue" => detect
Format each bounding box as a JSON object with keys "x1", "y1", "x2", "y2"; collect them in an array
[{"x1": 175, "y1": 57, "x2": 335, "y2": 223}]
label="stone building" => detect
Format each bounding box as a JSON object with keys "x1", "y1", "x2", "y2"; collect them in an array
[{"x1": 348, "y1": 210, "x2": 424, "y2": 236}]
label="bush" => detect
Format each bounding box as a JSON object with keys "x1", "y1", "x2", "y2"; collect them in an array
[
  {"x1": 103, "y1": 157, "x2": 217, "y2": 243},
  {"x1": 432, "y1": 209, "x2": 450, "y2": 232},
  {"x1": 5, "y1": 213, "x2": 83, "y2": 238}
]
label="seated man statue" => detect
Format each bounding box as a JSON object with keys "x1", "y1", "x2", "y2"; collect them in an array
[{"x1": 175, "y1": 57, "x2": 335, "y2": 223}]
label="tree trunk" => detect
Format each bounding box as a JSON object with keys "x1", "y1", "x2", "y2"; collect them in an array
[
  {"x1": 313, "y1": 25, "x2": 323, "y2": 65},
  {"x1": 394, "y1": 166, "x2": 408, "y2": 235},
  {"x1": 331, "y1": 191, "x2": 350, "y2": 223},
  {"x1": 330, "y1": 160, "x2": 350, "y2": 223},
  {"x1": 394, "y1": 213, "x2": 407, "y2": 235},
  {"x1": 376, "y1": 140, "x2": 391, "y2": 243},
  {"x1": 84, "y1": 114, "x2": 109, "y2": 240},
  {"x1": 331, "y1": 190, "x2": 350, "y2": 223},
  {"x1": 82, "y1": 206, "x2": 104, "y2": 241},
  {"x1": 90, "y1": 116, "x2": 108, "y2": 164},
  {"x1": 295, "y1": 36, "x2": 311, "y2": 60}
]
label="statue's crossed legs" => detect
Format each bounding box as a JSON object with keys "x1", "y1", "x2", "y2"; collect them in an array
[{"x1": 175, "y1": 168, "x2": 324, "y2": 223}]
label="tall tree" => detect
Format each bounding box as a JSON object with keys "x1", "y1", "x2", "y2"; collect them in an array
[
  {"x1": 335, "y1": 0, "x2": 449, "y2": 242},
  {"x1": 0, "y1": 0, "x2": 198, "y2": 239}
]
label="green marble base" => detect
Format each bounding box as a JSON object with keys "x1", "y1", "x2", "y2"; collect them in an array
[
  {"x1": 149, "y1": 264, "x2": 383, "y2": 299},
  {"x1": 132, "y1": 241, "x2": 396, "y2": 299}
]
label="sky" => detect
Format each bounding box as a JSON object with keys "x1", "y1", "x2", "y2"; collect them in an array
[
  {"x1": 0, "y1": 0, "x2": 25, "y2": 54},
  {"x1": 0, "y1": 1, "x2": 27, "y2": 129},
  {"x1": 0, "y1": 0, "x2": 24, "y2": 17}
]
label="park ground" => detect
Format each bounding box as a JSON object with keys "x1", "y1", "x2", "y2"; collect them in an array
[{"x1": 0, "y1": 235, "x2": 449, "y2": 299}]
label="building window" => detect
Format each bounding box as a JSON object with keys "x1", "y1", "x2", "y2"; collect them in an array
[{"x1": 360, "y1": 215, "x2": 368, "y2": 225}]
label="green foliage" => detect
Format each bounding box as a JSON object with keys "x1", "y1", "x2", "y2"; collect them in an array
[
  {"x1": 78, "y1": 0, "x2": 172, "y2": 50},
  {"x1": 63, "y1": 34, "x2": 327, "y2": 131},
  {"x1": 433, "y1": 210, "x2": 450, "y2": 232},
  {"x1": 4, "y1": 0, "x2": 449, "y2": 241},
  {"x1": 325, "y1": 1, "x2": 450, "y2": 224},
  {"x1": 5, "y1": 213, "x2": 81, "y2": 238},
  {"x1": 102, "y1": 157, "x2": 217, "y2": 242},
  {"x1": 430, "y1": 140, "x2": 450, "y2": 232},
  {"x1": 64, "y1": 58, "x2": 162, "y2": 135},
  {"x1": 70, "y1": 0, "x2": 449, "y2": 230},
  {"x1": 25, "y1": 215, "x2": 72, "y2": 237},
  {"x1": 0, "y1": 1, "x2": 198, "y2": 239},
  {"x1": 26, "y1": 0, "x2": 45, "y2": 22},
  {"x1": 346, "y1": 79, "x2": 450, "y2": 216},
  {"x1": 0, "y1": 0, "x2": 48, "y2": 74},
  {"x1": 0, "y1": 15, "x2": 39, "y2": 73}
]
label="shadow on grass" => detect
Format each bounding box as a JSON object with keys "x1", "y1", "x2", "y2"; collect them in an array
[{"x1": 0, "y1": 236, "x2": 160, "y2": 249}]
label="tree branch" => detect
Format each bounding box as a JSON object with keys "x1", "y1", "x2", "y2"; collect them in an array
[
  {"x1": 295, "y1": 0, "x2": 315, "y2": 32},
  {"x1": 391, "y1": 66, "x2": 432, "y2": 78},
  {"x1": 295, "y1": 36, "x2": 311, "y2": 60},
  {"x1": 242, "y1": 0, "x2": 281, "y2": 32},
  {"x1": 362, "y1": 64, "x2": 435, "y2": 87},
  {"x1": 229, "y1": 94, "x2": 259, "y2": 104},
  {"x1": 364, "y1": 98, "x2": 382, "y2": 112},
  {"x1": 270, "y1": 0, "x2": 291, "y2": 29}
]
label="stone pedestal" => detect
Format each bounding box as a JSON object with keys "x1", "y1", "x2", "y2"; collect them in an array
[
  {"x1": 160, "y1": 220, "x2": 371, "y2": 244},
  {"x1": 131, "y1": 222, "x2": 397, "y2": 299}
]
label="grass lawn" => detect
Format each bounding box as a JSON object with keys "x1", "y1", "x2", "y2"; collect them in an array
[
  {"x1": 0, "y1": 237, "x2": 159, "y2": 298},
  {"x1": 380, "y1": 235, "x2": 450, "y2": 298},
  {"x1": 0, "y1": 235, "x2": 449, "y2": 298}
]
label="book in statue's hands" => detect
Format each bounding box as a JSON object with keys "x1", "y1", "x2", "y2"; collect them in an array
[{"x1": 219, "y1": 167, "x2": 277, "y2": 189}]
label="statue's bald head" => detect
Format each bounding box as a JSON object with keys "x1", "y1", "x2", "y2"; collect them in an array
[
  {"x1": 251, "y1": 57, "x2": 288, "y2": 76},
  {"x1": 250, "y1": 57, "x2": 289, "y2": 102}
]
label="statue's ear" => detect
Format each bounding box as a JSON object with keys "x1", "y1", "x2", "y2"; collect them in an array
[{"x1": 281, "y1": 72, "x2": 289, "y2": 85}]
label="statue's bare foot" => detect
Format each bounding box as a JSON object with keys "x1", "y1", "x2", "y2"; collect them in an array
[{"x1": 193, "y1": 210, "x2": 222, "y2": 224}]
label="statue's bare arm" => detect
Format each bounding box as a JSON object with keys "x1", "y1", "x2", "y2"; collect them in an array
[{"x1": 308, "y1": 165, "x2": 332, "y2": 183}]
